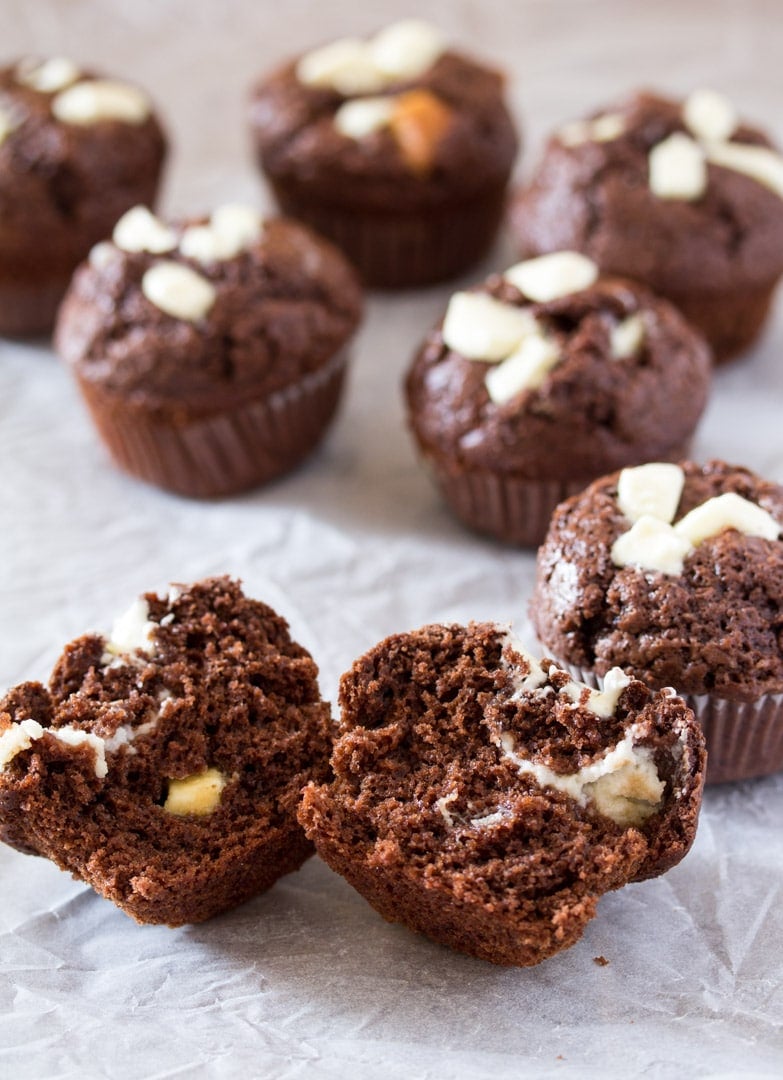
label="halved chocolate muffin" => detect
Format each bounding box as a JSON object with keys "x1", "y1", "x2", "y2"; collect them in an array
[
  {"x1": 300, "y1": 623, "x2": 705, "y2": 966},
  {"x1": 0, "y1": 578, "x2": 332, "y2": 925}
]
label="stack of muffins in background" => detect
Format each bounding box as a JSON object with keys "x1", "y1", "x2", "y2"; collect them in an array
[{"x1": 1, "y1": 17, "x2": 783, "y2": 966}]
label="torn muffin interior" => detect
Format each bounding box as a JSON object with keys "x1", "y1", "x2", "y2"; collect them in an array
[
  {"x1": 300, "y1": 622, "x2": 704, "y2": 966},
  {"x1": 0, "y1": 578, "x2": 332, "y2": 925}
]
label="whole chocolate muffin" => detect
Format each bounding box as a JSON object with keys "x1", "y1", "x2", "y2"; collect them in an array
[
  {"x1": 405, "y1": 251, "x2": 711, "y2": 546},
  {"x1": 511, "y1": 89, "x2": 783, "y2": 360},
  {"x1": 0, "y1": 578, "x2": 333, "y2": 925},
  {"x1": 300, "y1": 623, "x2": 705, "y2": 966},
  {"x1": 55, "y1": 204, "x2": 362, "y2": 497},
  {"x1": 532, "y1": 460, "x2": 783, "y2": 783},
  {"x1": 248, "y1": 19, "x2": 519, "y2": 287},
  {"x1": 0, "y1": 56, "x2": 166, "y2": 336}
]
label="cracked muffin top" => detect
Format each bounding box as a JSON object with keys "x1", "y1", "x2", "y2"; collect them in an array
[
  {"x1": 55, "y1": 204, "x2": 362, "y2": 410},
  {"x1": 405, "y1": 252, "x2": 711, "y2": 481},
  {"x1": 512, "y1": 90, "x2": 783, "y2": 294}
]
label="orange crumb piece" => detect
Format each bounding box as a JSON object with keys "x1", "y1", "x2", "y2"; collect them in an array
[{"x1": 389, "y1": 90, "x2": 453, "y2": 175}]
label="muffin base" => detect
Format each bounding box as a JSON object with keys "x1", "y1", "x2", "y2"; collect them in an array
[
  {"x1": 268, "y1": 181, "x2": 508, "y2": 288},
  {"x1": 0, "y1": 274, "x2": 72, "y2": 337},
  {"x1": 75, "y1": 349, "x2": 348, "y2": 498},
  {"x1": 556, "y1": 665, "x2": 783, "y2": 785},
  {"x1": 424, "y1": 441, "x2": 692, "y2": 548},
  {"x1": 668, "y1": 281, "x2": 778, "y2": 364}
]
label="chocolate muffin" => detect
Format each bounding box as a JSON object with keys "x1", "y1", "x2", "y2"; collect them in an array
[
  {"x1": 0, "y1": 578, "x2": 333, "y2": 925},
  {"x1": 55, "y1": 204, "x2": 362, "y2": 497},
  {"x1": 300, "y1": 623, "x2": 705, "y2": 967},
  {"x1": 532, "y1": 460, "x2": 783, "y2": 783},
  {"x1": 248, "y1": 19, "x2": 519, "y2": 287},
  {"x1": 511, "y1": 89, "x2": 783, "y2": 360},
  {"x1": 0, "y1": 56, "x2": 166, "y2": 336},
  {"x1": 405, "y1": 251, "x2": 711, "y2": 546}
]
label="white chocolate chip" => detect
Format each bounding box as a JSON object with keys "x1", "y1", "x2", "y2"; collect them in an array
[
  {"x1": 442, "y1": 291, "x2": 537, "y2": 361},
  {"x1": 648, "y1": 133, "x2": 707, "y2": 200},
  {"x1": 435, "y1": 790, "x2": 458, "y2": 826},
  {"x1": 296, "y1": 37, "x2": 387, "y2": 95},
  {"x1": 88, "y1": 241, "x2": 118, "y2": 270},
  {"x1": 52, "y1": 79, "x2": 151, "y2": 125},
  {"x1": 164, "y1": 768, "x2": 226, "y2": 817},
  {"x1": 504, "y1": 252, "x2": 599, "y2": 302},
  {"x1": 499, "y1": 721, "x2": 663, "y2": 825},
  {"x1": 333, "y1": 96, "x2": 395, "y2": 139},
  {"x1": 674, "y1": 492, "x2": 781, "y2": 545},
  {"x1": 0, "y1": 718, "x2": 44, "y2": 769},
  {"x1": 559, "y1": 667, "x2": 632, "y2": 719},
  {"x1": 0, "y1": 103, "x2": 20, "y2": 146},
  {"x1": 47, "y1": 727, "x2": 108, "y2": 779},
  {"x1": 369, "y1": 19, "x2": 445, "y2": 80},
  {"x1": 105, "y1": 598, "x2": 158, "y2": 657},
  {"x1": 16, "y1": 56, "x2": 80, "y2": 93},
  {"x1": 112, "y1": 206, "x2": 177, "y2": 255},
  {"x1": 501, "y1": 633, "x2": 548, "y2": 698},
  {"x1": 617, "y1": 463, "x2": 685, "y2": 524},
  {"x1": 611, "y1": 515, "x2": 694, "y2": 576},
  {"x1": 485, "y1": 332, "x2": 561, "y2": 404},
  {"x1": 558, "y1": 112, "x2": 625, "y2": 147},
  {"x1": 683, "y1": 88, "x2": 737, "y2": 143},
  {"x1": 610, "y1": 312, "x2": 646, "y2": 359},
  {"x1": 142, "y1": 262, "x2": 216, "y2": 321},
  {"x1": 703, "y1": 140, "x2": 783, "y2": 200},
  {"x1": 180, "y1": 203, "x2": 263, "y2": 263}
]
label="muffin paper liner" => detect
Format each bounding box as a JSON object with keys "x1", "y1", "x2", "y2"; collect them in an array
[
  {"x1": 270, "y1": 182, "x2": 508, "y2": 288},
  {"x1": 426, "y1": 440, "x2": 693, "y2": 548},
  {"x1": 75, "y1": 348, "x2": 349, "y2": 498},
  {"x1": 556, "y1": 663, "x2": 783, "y2": 785}
]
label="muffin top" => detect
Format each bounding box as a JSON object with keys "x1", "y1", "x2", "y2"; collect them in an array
[
  {"x1": 532, "y1": 459, "x2": 783, "y2": 700},
  {"x1": 55, "y1": 204, "x2": 363, "y2": 410},
  {"x1": 0, "y1": 57, "x2": 166, "y2": 258},
  {"x1": 248, "y1": 19, "x2": 519, "y2": 208},
  {"x1": 405, "y1": 251, "x2": 711, "y2": 480},
  {"x1": 512, "y1": 89, "x2": 783, "y2": 292}
]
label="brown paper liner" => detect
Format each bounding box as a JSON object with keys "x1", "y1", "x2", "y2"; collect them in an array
[
  {"x1": 425, "y1": 440, "x2": 693, "y2": 548},
  {"x1": 75, "y1": 348, "x2": 348, "y2": 498},
  {"x1": 557, "y1": 664, "x2": 783, "y2": 785},
  {"x1": 269, "y1": 181, "x2": 509, "y2": 288}
]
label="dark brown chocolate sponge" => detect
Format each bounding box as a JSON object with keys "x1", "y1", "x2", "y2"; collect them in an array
[
  {"x1": 405, "y1": 272, "x2": 711, "y2": 546},
  {"x1": 299, "y1": 623, "x2": 705, "y2": 966},
  {"x1": 249, "y1": 38, "x2": 518, "y2": 287},
  {"x1": 532, "y1": 460, "x2": 783, "y2": 783},
  {"x1": 511, "y1": 91, "x2": 783, "y2": 361},
  {"x1": 0, "y1": 578, "x2": 333, "y2": 925},
  {"x1": 0, "y1": 59, "x2": 166, "y2": 337},
  {"x1": 55, "y1": 214, "x2": 362, "y2": 497}
]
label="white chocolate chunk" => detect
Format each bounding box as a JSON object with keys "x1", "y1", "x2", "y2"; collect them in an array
[
  {"x1": 558, "y1": 112, "x2": 625, "y2": 147},
  {"x1": 611, "y1": 515, "x2": 694, "y2": 576},
  {"x1": 142, "y1": 262, "x2": 216, "y2": 321},
  {"x1": 504, "y1": 251, "x2": 599, "y2": 302},
  {"x1": 648, "y1": 133, "x2": 707, "y2": 200},
  {"x1": 112, "y1": 206, "x2": 177, "y2": 254},
  {"x1": 674, "y1": 492, "x2": 781, "y2": 545},
  {"x1": 617, "y1": 463, "x2": 685, "y2": 525},
  {"x1": 499, "y1": 722, "x2": 664, "y2": 825},
  {"x1": 88, "y1": 241, "x2": 118, "y2": 270},
  {"x1": 435, "y1": 790, "x2": 458, "y2": 826},
  {"x1": 369, "y1": 19, "x2": 445, "y2": 80},
  {"x1": 296, "y1": 38, "x2": 386, "y2": 95},
  {"x1": 164, "y1": 768, "x2": 226, "y2": 817},
  {"x1": 485, "y1": 332, "x2": 561, "y2": 404},
  {"x1": 180, "y1": 203, "x2": 263, "y2": 263},
  {"x1": 0, "y1": 103, "x2": 20, "y2": 145},
  {"x1": 0, "y1": 719, "x2": 107, "y2": 779},
  {"x1": 469, "y1": 809, "x2": 507, "y2": 829},
  {"x1": 103, "y1": 717, "x2": 158, "y2": 755},
  {"x1": 105, "y1": 598, "x2": 158, "y2": 657},
  {"x1": 16, "y1": 56, "x2": 80, "y2": 93},
  {"x1": 0, "y1": 718, "x2": 44, "y2": 769},
  {"x1": 52, "y1": 79, "x2": 150, "y2": 125},
  {"x1": 559, "y1": 667, "x2": 632, "y2": 719},
  {"x1": 683, "y1": 88, "x2": 737, "y2": 143},
  {"x1": 501, "y1": 633, "x2": 548, "y2": 697},
  {"x1": 442, "y1": 291, "x2": 537, "y2": 361},
  {"x1": 704, "y1": 141, "x2": 783, "y2": 200},
  {"x1": 610, "y1": 312, "x2": 646, "y2": 359},
  {"x1": 333, "y1": 96, "x2": 395, "y2": 139}
]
